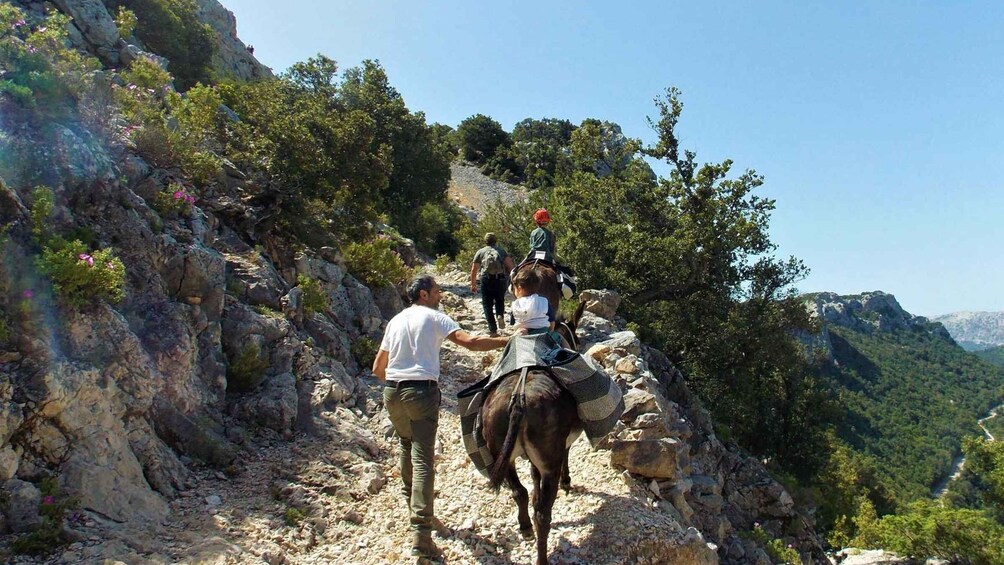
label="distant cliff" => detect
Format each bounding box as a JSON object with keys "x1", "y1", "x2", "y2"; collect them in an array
[{"x1": 931, "y1": 311, "x2": 1004, "y2": 351}]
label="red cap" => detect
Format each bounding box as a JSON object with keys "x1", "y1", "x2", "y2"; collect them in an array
[{"x1": 533, "y1": 209, "x2": 551, "y2": 224}]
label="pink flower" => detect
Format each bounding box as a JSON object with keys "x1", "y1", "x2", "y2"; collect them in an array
[
  {"x1": 127, "y1": 84, "x2": 137, "y2": 91},
  {"x1": 754, "y1": 522, "x2": 761, "y2": 528},
  {"x1": 13, "y1": 19, "x2": 26, "y2": 28},
  {"x1": 42, "y1": 496, "x2": 55, "y2": 505},
  {"x1": 78, "y1": 253, "x2": 94, "y2": 266},
  {"x1": 26, "y1": 45, "x2": 37, "y2": 54},
  {"x1": 186, "y1": 195, "x2": 195, "y2": 204},
  {"x1": 21, "y1": 289, "x2": 33, "y2": 299},
  {"x1": 106, "y1": 262, "x2": 116, "y2": 270},
  {"x1": 37, "y1": 26, "x2": 46, "y2": 32}
]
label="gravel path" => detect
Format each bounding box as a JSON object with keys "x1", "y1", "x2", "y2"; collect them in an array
[{"x1": 447, "y1": 163, "x2": 528, "y2": 217}]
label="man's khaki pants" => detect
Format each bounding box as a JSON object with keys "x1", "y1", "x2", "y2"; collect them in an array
[{"x1": 384, "y1": 382, "x2": 441, "y2": 534}]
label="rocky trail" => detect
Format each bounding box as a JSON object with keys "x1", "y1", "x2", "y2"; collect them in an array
[{"x1": 8, "y1": 266, "x2": 716, "y2": 565}]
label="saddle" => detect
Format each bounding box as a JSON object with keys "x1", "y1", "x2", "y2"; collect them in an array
[{"x1": 512, "y1": 252, "x2": 577, "y2": 300}]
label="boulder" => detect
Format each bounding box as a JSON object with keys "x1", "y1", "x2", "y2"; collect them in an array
[
  {"x1": 52, "y1": 0, "x2": 119, "y2": 49},
  {"x1": 610, "y1": 438, "x2": 685, "y2": 479},
  {"x1": 230, "y1": 373, "x2": 298, "y2": 435},
  {"x1": 1, "y1": 479, "x2": 42, "y2": 533},
  {"x1": 601, "y1": 331, "x2": 642, "y2": 356},
  {"x1": 580, "y1": 289, "x2": 621, "y2": 320}
]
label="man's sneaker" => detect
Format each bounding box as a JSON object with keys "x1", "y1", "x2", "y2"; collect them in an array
[
  {"x1": 496, "y1": 314, "x2": 506, "y2": 329},
  {"x1": 489, "y1": 331, "x2": 499, "y2": 338}
]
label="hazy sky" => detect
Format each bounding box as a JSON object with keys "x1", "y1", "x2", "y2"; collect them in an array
[{"x1": 221, "y1": 0, "x2": 1004, "y2": 316}]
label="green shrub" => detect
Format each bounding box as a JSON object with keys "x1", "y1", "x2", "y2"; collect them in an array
[
  {"x1": 853, "y1": 499, "x2": 1004, "y2": 563},
  {"x1": 36, "y1": 239, "x2": 125, "y2": 307},
  {"x1": 114, "y1": 6, "x2": 137, "y2": 38},
  {"x1": 118, "y1": 60, "x2": 222, "y2": 184},
  {"x1": 227, "y1": 343, "x2": 269, "y2": 392},
  {"x1": 29, "y1": 187, "x2": 54, "y2": 244},
  {"x1": 433, "y1": 254, "x2": 451, "y2": 274},
  {"x1": 405, "y1": 201, "x2": 466, "y2": 257},
  {"x1": 456, "y1": 114, "x2": 510, "y2": 164},
  {"x1": 297, "y1": 274, "x2": 329, "y2": 316},
  {"x1": 344, "y1": 237, "x2": 412, "y2": 288},
  {"x1": 253, "y1": 305, "x2": 284, "y2": 320},
  {"x1": 0, "y1": 315, "x2": 10, "y2": 343},
  {"x1": 284, "y1": 506, "x2": 305, "y2": 526},
  {"x1": 741, "y1": 522, "x2": 801, "y2": 565},
  {"x1": 351, "y1": 336, "x2": 378, "y2": 369}
]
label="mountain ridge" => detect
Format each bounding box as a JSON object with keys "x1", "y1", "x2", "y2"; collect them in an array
[{"x1": 930, "y1": 310, "x2": 1004, "y2": 351}]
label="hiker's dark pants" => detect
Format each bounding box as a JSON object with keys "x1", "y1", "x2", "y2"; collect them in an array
[
  {"x1": 384, "y1": 381, "x2": 441, "y2": 534},
  {"x1": 480, "y1": 275, "x2": 506, "y2": 333}
]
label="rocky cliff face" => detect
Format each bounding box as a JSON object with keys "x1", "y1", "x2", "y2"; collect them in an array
[
  {"x1": 12, "y1": 0, "x2": 271, "y2": 81},
  {"x1": 931, "y1": 310, "x2": 1004, "y2": 350},
  {"x1": 802, "y1": 291, "x2": 954, "y2": 359},
  {"x1": 193, "y1": 0, "x2": 273, "y2": 81}
]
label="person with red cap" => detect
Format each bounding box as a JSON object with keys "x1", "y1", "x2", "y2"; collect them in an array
[{"x1": 530, "y1": 208, "x2": 555, "y2": 256}]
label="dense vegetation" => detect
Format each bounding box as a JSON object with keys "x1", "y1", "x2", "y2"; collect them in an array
[
  {"x1": 820, "y1": 325, "x2": 1004, "y2": 501},
  {"x1": 976, "y1": 345, "x2": 1004, "y2": 367}
]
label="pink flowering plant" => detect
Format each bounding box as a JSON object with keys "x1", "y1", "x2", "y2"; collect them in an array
[
  {"x1": 11, "y1": 477, "x2": 77, "y2": 555},
  {"x1": 152, "y1": 183, "x2": 197, "y2": 217},
  {"x1": 37, "y1": 239, "x2": 125, "y2": 307},
  {"x1": 0, "y1": 5, "x2": 99, "y2": 116}
]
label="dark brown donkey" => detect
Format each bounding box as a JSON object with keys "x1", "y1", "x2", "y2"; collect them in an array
[{"x1": 483, "y1": 262, "x2": 586, "y2": 565}]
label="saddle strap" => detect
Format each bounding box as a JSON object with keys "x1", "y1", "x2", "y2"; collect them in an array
[{"x1": 507, "y1": 366, "x2": 529, "y2": 412}]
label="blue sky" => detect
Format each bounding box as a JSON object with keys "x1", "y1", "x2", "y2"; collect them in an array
[{"x1": 222, "y1": 0, "x2": 1004, "y2": 316}]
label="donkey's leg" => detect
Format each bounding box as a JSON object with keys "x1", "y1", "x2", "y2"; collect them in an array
[
  {"x1": 530, "y1": 464, "x2": 543, "y2": 509},
  {"x1": 505, "y1": 467, "x2": 534, "y2": 540},
  {"x1": 533, "y1": 471, "x2": 561, "y2": 565}
]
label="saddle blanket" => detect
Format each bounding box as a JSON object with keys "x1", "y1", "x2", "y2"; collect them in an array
[{"x1": 457, "y1": 334, "x2": 624, "y2": 477}]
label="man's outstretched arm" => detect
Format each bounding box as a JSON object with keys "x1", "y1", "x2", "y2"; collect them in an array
[{"x1": 447, "y1": 330, "x2": 508, "y2": 351}]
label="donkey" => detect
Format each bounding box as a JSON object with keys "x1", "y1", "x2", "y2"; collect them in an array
[{"x1": 483, "y1": 260, "x2": 587, "y2": 564}]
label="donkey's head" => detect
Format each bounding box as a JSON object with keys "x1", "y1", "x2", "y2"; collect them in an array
[{"x1": 556, "y1": 300, "x2": 586, "y2": 351}]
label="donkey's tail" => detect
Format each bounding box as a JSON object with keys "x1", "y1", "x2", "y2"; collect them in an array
[
  {"x1": 488, "y1": 381, "x2": 526, "y2": 491},
  {"x1": 488, "y1": 399, "x2": 524, "y2": 490}
]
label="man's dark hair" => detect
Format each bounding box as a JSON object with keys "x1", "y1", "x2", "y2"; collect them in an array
[
  {"x1": 511, "y1": 268, "x2": 540, "y2": 294},
  {"x1": 485, "y1": 232, "x2": 497, "y2": 245},
  {"x1": 406, "y1": 275, "x2": 436, "y2": 304}
]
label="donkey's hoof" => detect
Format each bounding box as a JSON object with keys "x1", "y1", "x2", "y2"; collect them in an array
[
  {"x1": 560, "y1": 481, "x2": 572, "y2": 493},
  {"x1": 520, "y1": 527, "x2": 535, "y2": 541}
]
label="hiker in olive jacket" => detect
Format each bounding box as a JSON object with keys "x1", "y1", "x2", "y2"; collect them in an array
[
  {"x1": 470, "y1": 232, "x2": 514, "y2": 336},
  {"x1": 530, "y1": 208, "x2": 556, "y2": 256}
]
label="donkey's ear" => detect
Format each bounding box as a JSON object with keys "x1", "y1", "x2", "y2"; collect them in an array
[{"x1": 573, "y1": 300, "x2": 586, "y2": 327}]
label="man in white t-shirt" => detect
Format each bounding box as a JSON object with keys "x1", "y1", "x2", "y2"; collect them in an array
[{"x1": 372, "y1": 274, "x2": 508, "y2": 559}]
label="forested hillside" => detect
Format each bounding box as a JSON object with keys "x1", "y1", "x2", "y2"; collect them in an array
[
  {"x1": 801, "y1": 293, "x2": 1004, "y2": 558},
  {"x1": 976, "y1": 345, "x2": 1004, "y2": 368},
  {"x1": 822, "y1": 324, "x2": 1003, "y2": 499}
]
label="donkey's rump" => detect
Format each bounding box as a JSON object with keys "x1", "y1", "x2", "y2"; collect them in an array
[{"x1": 457, "y1": 334, "x2": 624, "y2": 476}]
